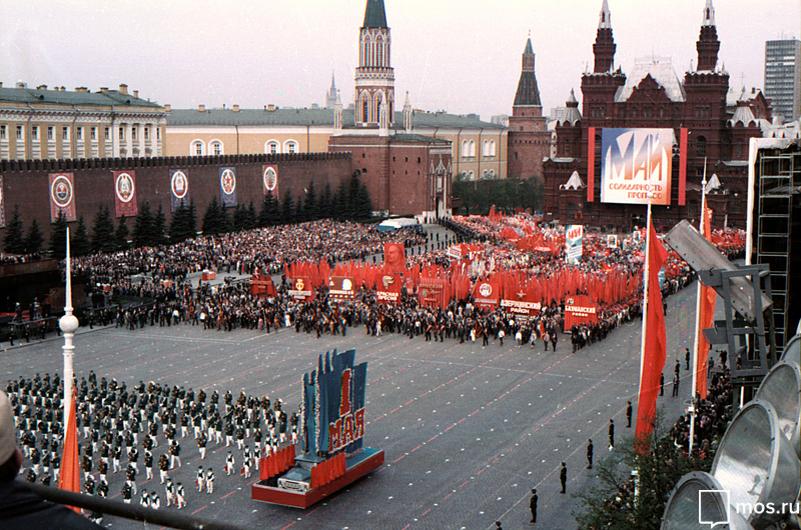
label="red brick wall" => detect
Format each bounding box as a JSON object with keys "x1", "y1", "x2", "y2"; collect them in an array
[{"x1": 0, "y1": 152, "x2": 353, "y2": 241}]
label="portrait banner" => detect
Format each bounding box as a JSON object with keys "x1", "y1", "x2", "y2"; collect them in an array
[
  {"x1": 262, "y1": 165, "x2": 279, "y2": 198},
  {"x1": 219, "y1": 167, "x2": 237, "y2": 206},
  {"x1": 113, "y1": 170, "x2": 137, "y2": 218},
  {"x1": 49, "y1": 172, "x2": 77, "y2": 222},
  {"x1": 600, "y1": 128, "x2": 673, "y2": 206},
  {"x1": 170, "y1": 169, "x2": 189, "y2": 212},
  {"x1": 383, "y1": 243, "x2": 405, "y2": 273},
  {"x1": 0, "y1": 176, "x2": 5, "y2": 228}
]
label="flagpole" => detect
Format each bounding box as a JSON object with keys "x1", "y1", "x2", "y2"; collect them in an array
[
  {"x1": 638, "y1": 201, "x2": 652, "y2": 428},
  {"x1": 59, "y1": 228, "x2": 79, "y2": 425},
  {"x1": 689, "y1": 159, "x2": 707, "y2": 456}
]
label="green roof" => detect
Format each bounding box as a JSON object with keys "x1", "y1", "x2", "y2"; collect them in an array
[
  {"x1": 524, "y1": 38, "x2": 534, "y2": 55},
  {"x1": 167, "y1": 107, "x2": 506, "y2": 130},
  {"x1": 0, "y1": 86, "x2": 162, "y2": 108},
  {"x1": 363, "y1": 0, "x2": 388, "y2": 28}
]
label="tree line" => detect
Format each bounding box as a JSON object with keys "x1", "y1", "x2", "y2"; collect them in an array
[
  {"x1": 3, "y1": 173, "x2": 373, "y2": 259},
  {"x1": 451, "y1": 174, "x2": 544, "y2": 215}
]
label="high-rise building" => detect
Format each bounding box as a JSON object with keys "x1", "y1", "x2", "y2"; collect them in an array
[{"x1": 764, "y1": 39, "x2": 801, "y2": 122}]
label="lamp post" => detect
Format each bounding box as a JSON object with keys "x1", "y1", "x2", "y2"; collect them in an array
[{"x1": 59, "y1": 228, "x2": 79, "y2": 423}]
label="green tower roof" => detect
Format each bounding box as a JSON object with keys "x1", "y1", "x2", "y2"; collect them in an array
[{"x1": 363, "y1": 0, "x2": 388, "y2": 28}]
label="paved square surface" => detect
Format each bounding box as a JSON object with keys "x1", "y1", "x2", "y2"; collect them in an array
[{"x1": 3, "y1": 282, "x2": 703, "y2": 530}]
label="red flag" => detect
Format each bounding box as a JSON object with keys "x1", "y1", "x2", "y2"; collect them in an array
[
  {"x1": 635, "y1": 221, "x2": 669, "y2": 446},
  {"x1": 696, "y1": 207, "x2": 716, "y2": 400},
  {"x1": 58, "y1": 390, "x2": 81, "y2": 512}
]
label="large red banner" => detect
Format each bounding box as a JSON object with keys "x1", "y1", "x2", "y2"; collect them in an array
[
  {"x1": 49, "y1": 172, "x2": 76, "y2": 222},
  {"x1": 377, "y1": 273, "x2": 401, "y2": 304},
  {"x1": 288, "y1": 277, "x2": 314, "y2": 301},
  {"x1": 564, "y1": 294, "x2": 598, "y2": 328},
  {"x1": 472, "y1": 280, "x2": 499, "y2": 311},
  {"x1": 384, "y1": 243, "x2": 405, "y2": 273},
  {"x1": 113, "y1": 170, "x2": 138, "y2": 218}
]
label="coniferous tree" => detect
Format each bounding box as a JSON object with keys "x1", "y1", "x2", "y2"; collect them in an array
[
  {"x1": 115, "y1": 215, "x2": 130, "y2": 251},
  {"x1": 347, "y1": 172, "x2": 362, "y2": 220},
  {"x1": 132, "y1": 202, "x2": 154, "y2": 248},
  {"x1": 334, "y1": 181, "x2": 349, "y2": 221},
  {"x1": 187, "y1": 199, "x2": 197, "y2": 237},
  {"x1": 295, "y1": 196, "x2": 305, "y2": 223},
  {"x1": 318, "y1": 183, "x2": 333, "y2": 221},
  {"x1": 91, "y1": 206, "x2": 116, "y2": 254},
  {"x1": 49, "y1": 211, "x2": 69, "y2": 260},
  {"x1": 3, "y1": 205, "x2": 26, "y2": 255},
  {"x1": 25, "y1": 218, "x2": 45, "y2": 256},
  {"x1": 232, "y1": 204, "x2": 249, "y2": 232},
  {"x1": 169, "y1": 201, "x2": 193, "y2": 244},
  {"x1": 71, "y1": 216, "x2": 92, "y2": 257},
  {"x1": 246, "y1": 201, "x2": 257, "y2": 230},
  {"x1": 218, "y1": 200, "x2": 231, "y2": 233},
  {"x1": 304, "y1": 182, "x2": 317, "y2": 221},
  {"x1": 355, "y1": 182, "x2": 373, "y2": 220},
  {"x1": 280, "y1": 190, "x2": 294, "y2": 224},
  {"x1": 152, "y1": 203, "x2": 169, "y2": 247},
  {"x1": 202, "y1": 197, "x2": 229, "y2": 235},
  {"x1": 259, "y1": 194, "x2": 274, "y2": 227}
]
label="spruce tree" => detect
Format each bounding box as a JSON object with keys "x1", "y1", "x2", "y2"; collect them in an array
[
  {"x1": 71, "y1": 216, "x2": 92, "y2": 257},
  {"x1": 318, "y1": 183, "x2": 333, "y2": 221},
  {"x1": 280, "y1": 190, "x2": 294, "y2": 224},
  {"x1": 25, "y1": 218, "x2": 45, "y2": 256},
  {"x1": 49, "y1": 211, "x2": 69, "y2": 260},
  {"x1": 91, "y1": 206, "x2": 116, "y2": 254},
  {"x1": 132, "y1": 202, "x2": 154, "y2": 248},
  {"x1": 187, "y1": 199, "x2": 197, "y2": 237},
  {"x1": 304, "y1": 182, "x2": 317, "y2": 221},
  {"x1": 334, "y1": 181, "x2": 349, "y2": 221},
  {"x1": 259, "y1": 194, "x2": 273, "y2": 227},
  {"x1": 202, "y1": 197, "x2": 229, "y2": 235},
  {"x1": 355, "y1": 182, "x2": 374, "y2": 220},
  {"x1": 169, "y1": 201, "x2": 193, "y2": 244},
  {"x1": 218, "y1": 200, "x2": 231, "y2": 233},
  {"x1": 152, "y1": 203, "x2": 169, "y2": 247},
  {"x1": 295, "y1": 196, "x2": 305, "y2": 223},
  {"x1": 116, "y1": 215, "x2": 130, "y2": 250},
  {"x1": 246, "y1": 201, "x2": 257, "y2": 230},
  {"x1": 232, "y1": 204, "x2": 248, "y2": 232},
  {"x1": 3, "y1": 205, "x2": 26, "y2": 255}
]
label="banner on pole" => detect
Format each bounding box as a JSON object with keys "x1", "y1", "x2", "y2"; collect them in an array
[
  {"x1": 600, "y1": 128, "x2": 673, "y2": 205},
  {"x1": 113, "y1": 170, "x2": 137, "y2": 218},
  {"x1": 565, "y1": 225, "x2": 584, "y2": 264},
  {"x1": 220, "y1": 167, "x2": 237, "y2": 206},
  {"x1": 49, "y1": 173, "x2": 77, "y2": 222},
  {"x1": 170, "y1": 169, "x2": 189, "y2": 212}
]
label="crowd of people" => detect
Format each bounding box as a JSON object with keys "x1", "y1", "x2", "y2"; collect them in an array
[{"x1": 7, "y1": 371, "x2": 299, "y2": 522}]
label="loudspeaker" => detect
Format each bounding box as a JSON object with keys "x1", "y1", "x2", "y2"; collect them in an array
[
  {"x1": 661, "y1": 472, "x2": 753, "y2": 530},
  {"x1": 711, "y1": 400, "x2": 801, "y2": 529},
  {"x1": 783, "y1": 334, "x2": 800, "y2": 364},
  {"x1": 755, "y1": 360, "x2": 801, "y2": 459}
]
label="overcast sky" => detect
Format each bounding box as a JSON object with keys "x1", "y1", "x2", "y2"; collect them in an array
[{"x1": 1, "y1": 0, "x2": 799, "y2": 121}]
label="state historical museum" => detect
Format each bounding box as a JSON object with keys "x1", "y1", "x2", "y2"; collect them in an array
[{"x1": 542, "y1": 0, "x2": 770, "y2": 231}]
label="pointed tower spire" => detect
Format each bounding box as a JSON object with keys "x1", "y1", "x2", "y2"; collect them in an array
[
  {"x1": 514, "y1": 37, "x2": 542, "y2": 107},
  {"x1": 702, "y1": 0, "x2": 715, "y2": 26},
  {"x1": 593, "y1": 0, "x2": 616, "y2": 73},
  {"x1": 326, "y1": 71, "x2": 338, "y2": 109},
  {"x1": 355, "y1": 0, "x2": 394, "y2": 127},
  {"x1": 403, "y1": 91, "x2": 413, "y2": 133},
  {"x1": 599, "y1": 0, "x2": 612, "y2": 29},
  {"x1": 695, "y1": 0, "x2": 720, "y2": 71}
]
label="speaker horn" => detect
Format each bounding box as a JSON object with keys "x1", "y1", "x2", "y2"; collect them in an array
[
  {"x1": 711, "y1": 400, "x2": 801, "y2": 530},
  {"x1": 754, "y1": 360, "x2": 801, "y2": 459},
  {"x1": 661, "y1": 471, "x2": 752, "y2": 530},
  {"x1": 783, "y1": 334, "x2": 800, "y2": 364}
]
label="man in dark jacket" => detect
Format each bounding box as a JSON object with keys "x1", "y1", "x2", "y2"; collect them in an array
[{"x1": 0, "y1": 391, "x2": 102, "y2": 529}]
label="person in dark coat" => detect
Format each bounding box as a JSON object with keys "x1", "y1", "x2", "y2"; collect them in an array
[
  {"x1": 559, "y1": 462, "x2": 567, "y2": 493},
  {"x1": 626, "y1": 401, "x2": 633, "y2": 428},
  {"x1": 586, "y1": 439, "x2": 593, "y2": 469},
  {"x1": 608, "y1": 419, "x2": 615, "y2": 450},
  {"x1": 530, "y1": 488, "x2": 538, "y2": 523}
]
